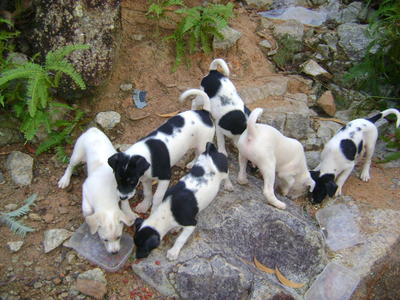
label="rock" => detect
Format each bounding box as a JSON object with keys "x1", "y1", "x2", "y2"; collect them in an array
[
  {"x1": 244, "y1": 0, "x2": 273, "y2": 9},
  {"x1": 260, "y1": 6, "x2": 327, "y2": 26},
  {"x1": 113, "y1": 143, "x2": 131, "y2": 152},
  {"x1": 285, "y1": 112, "x2": 313, "y2": 140},
  {"x1": 29, "y1": 213, "x2": 42, "y2": 221},
  {"x1": 317, "y1": 91, "x2": 336, "y2": 116},
  {"x1": 75, "y1": 268, "x2": 107, "y2": 299},
  {"x1": 301, "y1": 59, "x2": 331, "y2": 78},
  {"x1": 131, "y1": 173, "x2": 327, "y2": 298},
  {"x1": 119, "y1": 83, "x2": 133, "y2": 92},
  {"x1": 4, "y1": 203, "x2": 18, "y2": 211},
  {"x1": 337, "y1": 23, "x2": 371, "y2": 62},
  {"x1": 258, "y1": 39, "x2": 274, "y2": 55},
  {"x1": 333, "y1": 1, "x2": 366, "y2": 24},
  {"x1": 213, "y1": 26, "x2": 241, "y2": 50},
  {"x1": 28, "y1": 0, "x2": 121, "y2": 98},
  {"x1": 33, "y1": 282, "x2": 43, "y2": 289},
  {"x1": 321, "y1": 31, "x2": 338, "y2": 54},
  {"x1": 95, "y1": 111, "x2": 121, "y2": 130},
  {"x1": 316, "y1": 120, "x2": 342, "y2": 144},
  {"x1": 273, "y1": 19, "x2": 304, "y2": 41},
  {"x1": 305, "y1": 151, "x2": 321, "y2": 169},
  {"x1": 0, "y1": 170, "x2": 4, "y2": 184},
  {"x1": 43, "y1": 229, "x2": 72, "y2": 253},
  {"x1": 7, "y1": 241, "x2": 24, "y2": 252},
  {"x1": 5, "y1": 151, "x2": 34, "y2": 186},
  {"x1": 239, "y1": 76, "x2": 289, "y2": 104},
  {"x1": 8, "y1": 52, "x2": 29, "y2": 65}
]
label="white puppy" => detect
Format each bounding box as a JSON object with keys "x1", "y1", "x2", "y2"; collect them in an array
[
  {"x1": 133, "y1": 142, "x2": 230, "y2": 260},
  {"x1": 192, "y1": 58, "x2": 250, "y2": 156},
  {"x1": 108, "y1": 89, "x2": 215, "y2": 214},
  {"x1": 310, "y1": 108, "x2": 400, "y2": 204},
  {"x1": 58, "y1": 127, "x2": 137, "y2": 254},
  {"x1": 237, "y1": 108, "x2": 315, "y2": 210}
]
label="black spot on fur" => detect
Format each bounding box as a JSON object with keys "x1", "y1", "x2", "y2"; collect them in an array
[
  {"x1": 194, "y1": 110, "x2": 213, "y2": 127},
  {"x1": 157, "y1": 115, "x2": 185, "y2": 135},
  {"x1": 165, "y1": 181, "x2": 198, "y2": 226},
  {"x1": 340, "y1": 139, "x2": 357, "y2": 161},
  {"x1": 206, "y1": 142, "x2": 228, "y2": 173},
  {"x1": 220, "y1": 95, "x2": 233, "y2": 106},
  {"x1": 366, "y1": 113, "x2": 382, "y2": 124},
  {"x1": 201, "y1": 70, "x2": 224, "y2": 98},
  {"x1": 108, "y1": 153, "x2": 150, "y2": 196},
  {"x1": 244, "y1": 106, "x2": 251, "y2": 117},
  {"x1": 358, "y1": 140, "x2": 363, "y2": 154},
  {"x1": 145, "y1": 139, "x2": 171, "y2": 180},
  {"x1": 357, "y1": 127, "x2": 361, "y2": 131},
  {"x1": 218, "y1": 110, "x2": 247, "y2": 135},
  {"x1": 349, "y1": 131, "x2": 355, "y2": 139},
  {"x1": 190, "y1": 165, "x2": 205, "y2": 177},
  {"x1": 309, "y1": 171, "x2": 337, "y2": 204},
  {"x1": 134, "y1": 226, "x2": 160, "y2": 259},
  {"x1": 339, "y1": 125, "x2": 346, "y2": 131}
]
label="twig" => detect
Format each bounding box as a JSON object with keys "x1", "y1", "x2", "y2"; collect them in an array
[{"x1": 311, "y1": 116, "x2": 347, "y2": 125}]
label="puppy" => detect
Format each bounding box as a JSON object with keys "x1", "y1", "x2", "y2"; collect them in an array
[
  {"x1": 133, "y1": 142, "x2": 230, "y2": 260},
  {"x1": 58, "y1": 127, "x2": 136, "y2": 254},
  {"x1": 310, "y1": 108, "x2": 400, "y2": 204},
  {"x1": 237, "y1": 108, "x2": 315, "y2": 210},
  {"x1": 191, "y1": 58, "x2": 250, "y2": 156},
  {"x1": 108, "y1": 89, "x2": 215, "y2": 214}
]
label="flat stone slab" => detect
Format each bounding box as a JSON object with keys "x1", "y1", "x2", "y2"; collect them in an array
[{"x1": 65, "y1": 223, "x2": 133, "y2": 272}]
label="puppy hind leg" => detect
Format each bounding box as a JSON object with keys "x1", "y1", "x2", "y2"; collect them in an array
[
  {"x1": 237, "y1": 152, "x2": 249, "y2": 185},
  {"x1": 120, "y1": 199, "x2": 138, "y2": 225},
  {"x1": 260, "y1": 165, "x2": 286, "y2": 210},
  {"x1": 335, "y1": 166, "x2": 353, "y2": 196},
  {"x1": 58, "y1": 138, "x2": 85, "y2": 189},
  {"x1": 216, "y1": 127, "x2": 227, "y2": 156},
  {"x1": 135, "y1": 178, "x2": 153, "y2": 214},
  {"x1": 279, "y1": 175, "x2": 295, "y2": 197},
  {"x1": 360, "y1": 141, "x2": 376, "y2": 182},
  {"x1": 167, "y1": 226, "x2": 195, "y2": 261},
  {"x1": 150, "y1": 180, "x2": 170, "y2": 213}
]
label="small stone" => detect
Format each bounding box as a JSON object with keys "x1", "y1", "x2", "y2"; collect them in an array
[
  {"x1": 244, "y1": 0, "x2": 273, "y2": 9},
  {"x1": 0, "y1": 170, "x2": 5, "y2": 184},
  {"x1": 7, "y1": 241, "x2": 24, "y2": 252},
  {"x1": 258, "y1": 39, "x2": 273, "y2": 54},
  {"x1": 132, "y1": 34, "x2": 144, "y2": 41},
  {"x1": 24, "y1": 261, "x2": 33, "y2": 267},
  {"x1": 33, "y1": 282, "x2": 43, "y2": 289},
  {"x1": 95, "y1": 111, "x2": 121, "y2": 130},
  {"x1": 6, "y1": 151, "x2": 34, "y2": 186},
  {"x1": 119, "y1": 83, "x2": 133, "y2": 92},
  {"x1": 76, "y1": 269, "x2": 107, "y2": 299},
  {"x1": 317, "y1": 91, "x2": 336, "y2": 116},
  {"x1": 29, "y1": 213, "x2": 42, "y2": 221},
  {"x1": 273, "y1": 19, "x2": 304, "y2": 41},
  {"x1": 213, "y1": 26, "x2": 241, "y2": 50},
  {"x1": 53, "y1": 278, "x2": 62, "y2": 285},
  {"x1": 301, "y1": 59, "x2": 331, "y2": 78},
  {"x1": 4, "y1": 203, "x2": 18, "y2": 211},
  {"x1": 43, "y1": 229, "x2": 72, "y2": 253}
]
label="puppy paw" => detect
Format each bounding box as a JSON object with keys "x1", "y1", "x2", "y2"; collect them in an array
[
  {"x1": 58, "y1": 175, "x2": 70, "y2": 189},
  {"x1": 224, "y1": 180, "x2": 234, "y2": 191},
  {"x1": 237, "y1": 177, "x2": 248, "y2": 185},
  {"x1": 135, "y1": 201, "x2": 151, "y2": 214},
  {"x1": 334, "y1": 187, "x2": 342, "y2": 197},
  {"x1": 360, "y1": 172, "x2": 370, "y2": 182},
  {"x1": 126, "y1": 212, "x2": 139, "y2": 226},
  {"x1": 166, "y1": 248, "x2": 180, "y2": 261},
  {"x1": 270, "y1": 200, "x2": 286, "y2": 210},
  {"x1": 186, "y1": 161, "x2": 195, "y2": 169}
]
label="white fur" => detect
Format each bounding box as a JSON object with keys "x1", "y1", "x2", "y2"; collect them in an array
[
  {"x1": 237, "y1": 108, "x2": 315, "y2": 210},
  {"x1": 316, "y1": 108, "x2": 400, "y2": 196},
  {"x1": 124, "y1": 89, "x2": 215, "y2": 213},
  {"x1": 58, "y1": 127, "x2": 136, "y2": 253}
]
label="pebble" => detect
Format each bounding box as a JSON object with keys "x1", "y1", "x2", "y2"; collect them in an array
[
  {"x1": 29, "y1": 213, "x2": 42, "y2": 221},
  {"x1": 24, "y1": 261, "x2": 33, "y2": 267},
  {"x1": 4, "y1": 203, "x2": 18, "y2": 211},
  {"x1": 120, "y1": 83, "x2": 133, "y2": 91},
  {"x1": 7, "y1": 241, "x2": 24, "y2": 252},
  {"x1": 33, "y1": 282, "x2": 43, "y2": 289}
]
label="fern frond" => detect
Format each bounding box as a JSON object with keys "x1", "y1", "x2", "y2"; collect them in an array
[
  {"x1": 0, "y1": 62, "x2": 44, "y2": 86},
  {"x1": 26, "y1": 74, "x2": 46, "y2": 117},
  {"x1": 45, "y1": 60, "x2": 86, "y2": 90},
  {"x1": 5, "y1": 194, "x2": 37, "y2": 218},
  {"x1": 0, "y1": 215, "x2": 35, "y2": 236},
  {"x1": 45, "y1": 44, "x2": 89, "y2": 68}
]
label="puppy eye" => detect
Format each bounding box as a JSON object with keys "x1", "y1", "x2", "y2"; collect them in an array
[{"x1": 104, "y1": 239, "x2": 109, "y2": 242}]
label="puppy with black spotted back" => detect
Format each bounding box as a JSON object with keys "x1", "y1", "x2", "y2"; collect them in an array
[
  {"x1": 108, "y1": 89, "x2": 216, "y2": 214},
  {"x1": 133, "y1": 142, "x2": 231, "y2": 261},
  {"x1": 191, "y1": 58, "x2": 250, "y2": 156},
  {"x1": 310, "y1": 108, "x2": 400, "y2": 204}
]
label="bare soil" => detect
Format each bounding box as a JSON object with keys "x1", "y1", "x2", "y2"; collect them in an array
[{"x1": 0, "y1": 1, "x2": 399, "y2": 299}]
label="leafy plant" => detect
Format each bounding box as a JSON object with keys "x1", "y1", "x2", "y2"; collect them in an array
[
  {"x1": 271, "y1": 34, "x2": 302, "y2": 71},
  {"x1": 0, "y1": 194, "x2": 37, "y2": 236},
  {"x1": 379, "y1": 127, "x2": 400, "y2": 162},
  {"x1": 165, "y1": 3, "x2": 234, "y2": 70},
  {"x1": 146, "y1": 0, "x2": 184, "y2": 36}
]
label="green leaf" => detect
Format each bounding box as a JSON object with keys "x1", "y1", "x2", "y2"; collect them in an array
[
  {"x1": 45, "y1": 44, "x2": 89, "y2": 68},
  {"x1": 0, "y1": 215, "x2": 35, "y2": 236},
  {"x1": 46, "y1": 60, "x2": 86, "y2": 90},
  {"x1": 0, "y1": 62, "x2": 44, "y2": 86},
  {"x1": 5, "y1": 194, "x2": 37, "y2": 218}
]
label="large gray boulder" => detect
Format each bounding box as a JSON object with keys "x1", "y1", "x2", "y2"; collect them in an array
[
  {"x1": 337, "y1": 23, "x2": 371, "y2": 62},
  {"x1": 29, "y1": 0, "x2": 121, "y2": 98},
  {"x1": 132, "y1": 173, "x2": 328, "y2": 299}
]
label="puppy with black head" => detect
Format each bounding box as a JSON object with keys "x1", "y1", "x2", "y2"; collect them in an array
[
  {"x1": 191, "y1": 58, "x2": 250, "y2": 156},
  {"x1": 310, "y1": 108, "x2": 400, "y2": 204},
  {"x1": 108, "y1": 89, "x2": 215, "y2": 214},
  {"x1": 133, "y1": 142, "x2": 231, "y2": 260},
  {"x1": 58, "y1": 127, "x2": 136, "y2": 254}
]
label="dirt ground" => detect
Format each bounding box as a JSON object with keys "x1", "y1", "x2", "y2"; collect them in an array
[{"x1": 0, "y1": 1, "x2": 399, "y2": 299}]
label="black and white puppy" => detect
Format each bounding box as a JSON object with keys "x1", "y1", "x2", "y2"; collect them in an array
[
  {"x1": 310, "y1": 108, "x2": 400, "y2": 204},
  {"x1": 108, "y1": 89, "x2": 215, "y2": 214},
  {"x1": 191, "y1": 58, "x2": 250, "y2": 156},
  {"x1": 58, "y1": 127, "x2": 136, "y2": 254},
  {"x1": 133, "y1": 142, "x2": 230, "y2": 260}
]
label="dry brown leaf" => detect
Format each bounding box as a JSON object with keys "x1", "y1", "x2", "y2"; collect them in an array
[
  {"x1": 156, "y1": 110, "x2": 180, "y2": 118},
  {"x1": 129, "y1": 114, "x2": 150, "y2": 121},
  {"x1": 253, "y1": 257, "x2": 275, "y2": 274},
  {"x1": 311, "y1": 116, "x2": 347, "y2": 125},
  {"x1": 275, "y1": 267, "x2": 305, "y2": 288}
]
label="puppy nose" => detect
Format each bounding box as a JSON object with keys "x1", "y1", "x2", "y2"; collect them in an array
[
  {"x1": 111, "y1": 250, "x2": 118, "y2": 255},
  {"x1": 120, "y1": 195, "x2": 128, "y2": 200}
]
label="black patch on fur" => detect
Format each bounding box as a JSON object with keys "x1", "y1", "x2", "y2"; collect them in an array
[
  {"x1": 220, "y1": 95, "x2": 233, "y2": 106},
  {"x1": 134, "y1": 218, "x2": 144, "y2": 232},
  {"x1": 366, "y1": 113, "x2": 382, "y2": 124},
  {"x1": 339, "y1": 125, "x2": 346, "y2": 131},
  {"x1": 165, "y1": 181, "x2": 198, "y2": 226},
  {"x1": 309, "y1": 171, "x2": 338, "y2": 204},
  {"x1": 206, "y1": 142, "x2": 228, "y2": 173},
  {"x1": 145, "y1": 139, "x2": 171, "y2": 180},
  {"x1": 244, "y1": 106, "x2": 251, "y2": 117},
  {"x1": 349, "y1": 131, "x2": 355, "y2": 139},
  {"x1": 218, "y1": 110, "x2": 247, "y2": 135},
  {"x1": 201, "y1": 70, "x2": 224, "y2": 98},
  {"x1": 157, "y1": 115, "x2": 185, "y2": 135},
  {"x1": 134, "y1": 227, "x2": 161, "y2": 259},
  {"x1": 340, "y1": 139, "x2": 357, "y2": 161},
  {"x1": 108, "y1": 153, "x2": 150, "y2": 196},
  {"x1": 358, "y1": 140, "x2": 363, "y2": 154},
  {"x1": 193, "y1": 110, "x2": 213, "y2": 127},
  {"x1": 190, "y1": 165, "x2": 205, "y2": 177}
]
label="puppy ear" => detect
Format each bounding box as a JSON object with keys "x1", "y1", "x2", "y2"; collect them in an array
[
  {"x1": 85, "y1": 214, "x2": 100, "y2": 234},
  {"x1": 108, "y1": 153, "x2": 120, "y2": 170},
  {"x1": 146, "y1": 234, "x2": 160, "y2": 250},
  {"x1": 325, "y1": 181, "x2": 338, "y2": 197},
  {"x1": 205, "y1": 142, "x2": 216, "y2": 154},
  {"x1": 310, "y1": 170, "x2": 320, "y2": 181},
  {"x1": 134, "y1": 218, "x2": 144, "y2": 232}
]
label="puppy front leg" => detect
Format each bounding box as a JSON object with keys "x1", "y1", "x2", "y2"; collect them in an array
[
  {"x1": 260, "y1": 165, "x2": 286, "y2": 210},
  {"x1": 135, "y1": 178, "x2": 153, "y2": 214},
  {"x1": 120, "y1": 200, "x2": 138, "y2": 225},
  {"x1": 58, "y1": 139, "x2": 85, "y2": 188},
  {"x1": 216, "y1": 127, "x2": 227, "y2": 156},
  {"x1": 167, "y1": 226, "x2": 195, "y2": 261},
  {"x1": 279, "y1": 176, "x2": 295, "y2": 197},
  {"x1": 360, "y1": 141, "x2": 376, "y2": 182},
  {"x1": 237, "y1": 153, "x2": 249, "y2": 185},
  {"x1": 335, "y1": 166, "x2": 353, "y2": 196},
  {"x1": 223, "y1": 172, "x2": 234, "y2": 191},
  {"x1": 151, "y1": 180, "x2": 170, "y2": 213}
]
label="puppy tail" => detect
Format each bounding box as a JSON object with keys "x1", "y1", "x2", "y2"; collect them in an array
[
  {"x1": 367, "y1": 108, "x2": 400, "y2": 127},
  {"x1": 209, "y1": 58, "x2": 230, "y2": 77},
  {"x1": 247, "y1": 107, "x2": 263, "y2": 139},
  {"x1": 179, "y1": 88, "x2": 211, "y2": 112}
]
